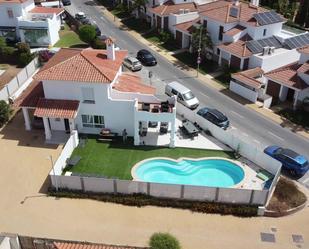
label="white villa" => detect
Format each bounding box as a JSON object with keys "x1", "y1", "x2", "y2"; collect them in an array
[
  {"x1": 15, "y1": 38, "x2": 177, "y2": 147},
  {"x1": 0, "y1": 0, "x2": 63, "y2": 46}
]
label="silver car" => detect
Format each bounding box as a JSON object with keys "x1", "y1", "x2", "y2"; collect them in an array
[{"x1": 123, "y1": 56, "x2": 142, "y2": 71}]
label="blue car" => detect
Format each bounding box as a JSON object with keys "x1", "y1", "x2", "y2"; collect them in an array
[{"x1": 264, "y1": 145, "x2": 309, "y2": 176}]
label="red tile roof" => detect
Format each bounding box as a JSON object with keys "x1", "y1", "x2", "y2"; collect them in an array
[
  {"x1": 34, "y1": 48, "x2": 128, "y2": 83},
  {"x1": 54, "y1": 242, "x2": 146, "y2": 249},
  {"x1": 224, "y1": 25, "x2": 246, "y2": 36},
  {"x1": 14, "y1": 80, "x2": 44, "y2": 108},
  {"x1": 297, "y1": 62, "x2": 309, "y2": 74},
  {"x1": 149, "y1": 0, "x2": 197, "y2": 16},
  {"x1": 0, "y1": 0, "x2": 27, "y2": 4},
  {"x1": 29, "y1": 6, "x2": 64, "y2": 15},
  {"x1": 265, "y1": 62, "x2": 308, "y2": 90},
  {"x1": 218, "y1": 34, "x2": 252, "y2": 58},
  {"x1": 174, "y1": 18, "x2": 200, "y2": 34},
  {"x1": 34, "y1": 98, "x2": 79, "y2": 119},
  {"x1": 113, "y1": 72, "x2": 156, "y2": 94},
  {"x1": 232, "y1": 67, "x2": 264, "y2": 89},
  {"x1": 198, "y1": 0, "x2": 269, "y2": 26}
]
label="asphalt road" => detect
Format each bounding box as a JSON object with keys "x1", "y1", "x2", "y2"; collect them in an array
[{"x1": 65, "y1": 0, "x2": 309, "y2": 185}]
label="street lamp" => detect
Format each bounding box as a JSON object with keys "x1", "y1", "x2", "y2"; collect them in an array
[
  {"x1": 48, "y1": 155, "x2": 58, "y2": 191},
  {"x1": 197, "y1": 25, "x2": 202, "y2": 78}
]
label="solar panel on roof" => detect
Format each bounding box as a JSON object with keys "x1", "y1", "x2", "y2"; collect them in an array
[
  {"x1": 246, "y1": 36, "x2": 282, "y2": 54},
  {"x1": 253, "y1": 11, "x2": 284, "y2": 26},
  {"x1": 284, "y1": 33, "x2": 309, "y2": 49}
]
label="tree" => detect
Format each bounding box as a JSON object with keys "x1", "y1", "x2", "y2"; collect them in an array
[
  {"x1": 131, "y1": 0, "x2": 148, "y2": 17},
  {"x1": 149, "y1": 233, "x2": 181, "y2": 249},
  {"x1": 0, "y1": 100, "x2": 12, "y2": 128},
  {"x1": 295, "y1": 0, "x2": 309, "y2": 27},
  {"x1": 191, "y1": 25, "x2": 212, "y2": 57},
  {"x1": 79, "y1": 25, "x2": 97, "y2": 44},
  {"x1": 0, "y1": 37, "x2": 6, "y2": 49}
]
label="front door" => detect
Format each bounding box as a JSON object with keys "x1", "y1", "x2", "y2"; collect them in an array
[
  {"x1": 64, "y1": 119, "x2": 70, "y2": 133},
  {"x1": 230, "y1": 55, "x2": 241, "y2": 69},
  {"x1": 176, "y1": 31, "x2": 182, "y2": 48}
]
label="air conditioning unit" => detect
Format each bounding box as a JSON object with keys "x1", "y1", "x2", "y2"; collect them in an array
[
  {"x1": 179, "y1": 9, "x2": 184, "y2": 14},
  {"x1": 184, "y1": 9, "x2": 190, "y2": 14},
  {"x1": 262, "y1": 46, "x2": 270, "y2": 56}
]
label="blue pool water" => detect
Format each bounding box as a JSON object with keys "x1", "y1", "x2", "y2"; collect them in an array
[{"x1": 135, "y1": 158, "x2": 245, "y2": 187}]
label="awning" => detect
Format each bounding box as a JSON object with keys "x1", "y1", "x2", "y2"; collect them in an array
[{"x1": 34, "y1": 98, "x2": 79, "y2": 119}]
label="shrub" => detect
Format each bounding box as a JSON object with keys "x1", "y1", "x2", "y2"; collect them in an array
[
  {"x1": 159, "y1": 31, "x2": 173, "y2": 43},
  {"x1": 1, "y1": 46, "x2": 15, "y2": 56},
  {"x1": 79, "y1": 25, "x2": 97, "y2": 44},
  {"x1": 0, "y1": 100, "x2": 12, "y2": 127},
  {"x1": 0, "y1": 37, "x2": 7, "y2": 49},
  {"x1": 92, "y1": 38, "x2": 106, "y2": 49},
  {"x1": 16, "y1": 42, "x2": 30, "y2": 54},
  {"x1": 18, "y1": 52, "x2": 34, "y2": 67},
  {"x1": 38, "y1": 50, "x2": 54, "y2": 63},
  {"x1": 149, "y1": 233, "x2": 181, "y2": 249}
]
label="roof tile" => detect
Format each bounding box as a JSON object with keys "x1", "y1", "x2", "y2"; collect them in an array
[
  {"x1": 150, "y1": 0, "x2": 197, "y2": 16},
  {"x1": 29, "y1": 6, "x2": 64, "y2": 15},
  {"x1": 54, "y1": 242, "x2": 146, "y2": 249}
]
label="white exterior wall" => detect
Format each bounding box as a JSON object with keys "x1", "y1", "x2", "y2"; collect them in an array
[
  {"x1": 230, "y1": 80, "x2": 258, "y2": 103},
  {"x1": 249, "y1": 49, "x2": 300, "y2": 73},
  {"x1": 298, "y1": 88, "x2": 309, "y2": 101},
  {"x1": 298, "y1": 72, "x2": 309, "y2": 86},
  {"x1": 168, "y1": 12, "x2": 199, "y2": 34},
  {"x1": 47, "y1": 14, "x2": 61, "y2": 45},
  {"x1": 42, "y1": 80, "x2": 136, "y2": 136},
  {"x1": 50, "y1": 117, "x2": 66, "y2": 131},
  {"x1": 223, "y1": 29, "x2": 246, "y2": 43},
  {"x1": 245, "y1": 22, "x2": 283, "y2": 40}
]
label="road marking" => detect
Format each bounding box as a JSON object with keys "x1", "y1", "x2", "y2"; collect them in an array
[
  {"x1": 230, "y1": 111, "x2": 244, "y2": 119},
  {"x1": 253, "y1": 139, "x2": 260, "y2": 144},
  {"x1": 267, "y1": 131, "x2": 284, "y2": 141},
  {"x1": 200, "y1": 93, "x2": 209, "y2": 99}
]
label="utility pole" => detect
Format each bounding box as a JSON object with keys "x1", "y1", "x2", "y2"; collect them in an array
[{"x1": 197, "y1": 25, "x2": 202, "y2": 78}]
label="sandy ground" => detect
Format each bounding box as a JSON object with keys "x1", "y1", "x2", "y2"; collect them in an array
[{"x1": 0, "y1": 111, "x2": 308, "y2": 249}]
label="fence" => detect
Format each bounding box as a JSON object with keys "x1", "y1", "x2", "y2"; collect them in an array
[
  {"x1": 0, "y1": 57, "x2": 40, "y2": 102},
  {"x1": 51, "y1": 175, "x2": 269, "y2": 205}
]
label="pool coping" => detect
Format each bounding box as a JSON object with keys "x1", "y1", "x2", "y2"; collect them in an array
[{"x1": 131, "y1": 157, "x2": 250, "y2": 189}]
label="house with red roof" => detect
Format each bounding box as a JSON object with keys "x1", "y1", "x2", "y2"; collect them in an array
[
  {"x1": 0, "y1": 0, "x2": 64, "y2": 46},
  {"x1": 15, "y1": 38, "x2": 177, "y2": 147},
  {"x1": 229, "y1": 46, "x2": 309, "y2": 109}
]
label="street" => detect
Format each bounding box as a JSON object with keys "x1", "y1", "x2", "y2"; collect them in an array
[{"x1": 66, "y1": 0, "x2": 309, "y2": 185}]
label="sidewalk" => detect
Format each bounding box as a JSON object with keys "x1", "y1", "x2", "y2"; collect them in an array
[{"x1": 101, "y1": 8, "x2": 309, "y2": 140}]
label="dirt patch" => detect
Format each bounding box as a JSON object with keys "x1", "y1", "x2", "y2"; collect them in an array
[{"x1": 0, "y1": 65, "x2": 22, "y2": 90}]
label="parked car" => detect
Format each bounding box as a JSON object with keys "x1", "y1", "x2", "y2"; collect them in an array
[
  {"x1": 123, "y1": 56, "x2": 142, "y2": 71},
  {"x1": 264, "y1": 146, "x2": 309, "y2": 176},
  {"x1": 165, "y1": 81, "x2": 199, "y2": 109},
  {"x1": 81, "y1": 18, "x2": 91, "y2": 25},
  {"x1": 75, "y1": 12, "x2": 86, "y2": 21},
  {"x1": 197, "y1": 107, "x2": 229, "y2": 129},
  {"x1": 62, "y1": 0, "x2": 71, "y2": 5},
  {"x1": 93, "y1": 24, "x2": 101, "y2": 36},
  {"x1": 137, "y1": 49, "x2": 157, "y2": 66}
]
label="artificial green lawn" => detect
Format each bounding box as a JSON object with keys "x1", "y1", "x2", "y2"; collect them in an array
[
  {"x1": 68, "y1": 137, "x2": 234, "y2": 180},
  {"x1": 54, "y1": 24, "x2": 87, "y2": 48}
]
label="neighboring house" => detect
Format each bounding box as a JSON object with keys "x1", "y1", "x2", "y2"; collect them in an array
[
  {"x1": 0, "y1": 0, "x2": 64, "y2": 46},
  {"x1": 15, "y1": 38, "x2": 177, "y2": 147},
  {"x1": 229, "y1": 46, "x2": 309, "y2": 109}
]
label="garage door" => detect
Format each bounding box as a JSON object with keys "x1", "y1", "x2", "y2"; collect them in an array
[
  {"x1": 176, "y1": 31, "x2": 182, "y2": 48},
  {"x1": 266, "y1": 80, "x2": 281, "y2": 98},
  {"x1": 230, "y1": 55, "x2": 241, "y2": 69}
]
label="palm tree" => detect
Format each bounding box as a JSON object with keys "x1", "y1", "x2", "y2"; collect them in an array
[{"x1": 131, "y1": 0, "x2": 148, "y2": 18}]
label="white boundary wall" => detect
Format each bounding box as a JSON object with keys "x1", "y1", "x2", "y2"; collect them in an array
[
  {"x1": 230, "y1": 81, "x2": 258, "y2": 103},
  {"x1": 0, "y1": 57, "x2": 40, "y2": 102}
]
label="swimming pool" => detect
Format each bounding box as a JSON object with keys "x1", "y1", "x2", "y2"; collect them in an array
[{"x1": 132, "y1": 158, "x2": 245, "y2": 188}]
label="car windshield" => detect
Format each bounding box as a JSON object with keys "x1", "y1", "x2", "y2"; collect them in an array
[
  {"x1": 144, "y1": 53, "x2": 153, "y2": 59},
  {"x1": 133, "y1": 61, "x2": 140, "y2": 66},
  {"x1": 274, "y1": 148, "x2": 283, "y2": 155},
  {"x1": 183, "y1": 91, "x2": 194, "y2": 100}
]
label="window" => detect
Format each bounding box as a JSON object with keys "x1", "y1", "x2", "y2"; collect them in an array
[
  {"x1": 7, "y1": 9, "x2": 13, "y2": 18},
  {"x1": 263, "y1": 29, "x2": 267, "y2": 36},
  {"x1": 82, "y1": 115, "x2": 104, "y2": 128},
  {"x1": 55, "y1": 118, "x2": 61, "y2": 122},
  {"x1": 217, "y1": 48, "x2": 220, "y2": 55},
  {"x1": 171, "y1": 89, "x2": 178, "y2": 95},
  {"x1": 203, "y1": 20, "x2": 207, "y2": 28},
  {"x1": 218, "y1": 26, "x2": 224, "y2": 41},
  {"x1": 81, "y1": 87, "x2": 95, "y2": 103}
]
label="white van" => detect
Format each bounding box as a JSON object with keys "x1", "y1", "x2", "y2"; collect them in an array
[{"x1": 165, "y1": 81, "x2": 199, "y2": 109}]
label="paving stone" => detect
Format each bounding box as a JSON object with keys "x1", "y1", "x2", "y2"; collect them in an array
[
  {"x1": 292, "y1": 235, "x2": 304, "y2": 244},
  {"x1": 260, "y1": 232, "x2": 276, "y2": 243}
]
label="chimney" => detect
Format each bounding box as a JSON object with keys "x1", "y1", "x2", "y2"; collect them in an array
[
  {"x1": 105, "y1": 37, "x2": 116, "y2": 60},
  {"x1": 250, "y1": 0, "x2": 259, "y2": 7}
]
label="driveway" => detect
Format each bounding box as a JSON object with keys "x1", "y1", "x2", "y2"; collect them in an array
[{"x1": 0, "y1": 111, "x2": 308, "y2": 249}]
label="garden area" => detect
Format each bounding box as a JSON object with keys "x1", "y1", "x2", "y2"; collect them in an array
[
  {"x1": 65, "y1": 136, "x2": 234, "y2": 179},
  {"x1": 173, "y1": 51, "x2": 219, "y2": 75},
  {"x1": 54, "y1": 24, "x2": 87, "y2": 48}
]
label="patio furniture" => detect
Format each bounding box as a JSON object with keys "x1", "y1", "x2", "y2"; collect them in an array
[
  {"x1": 66, "y1": 155, "x2": 81, "y2": 167},
  {"x1": 142, "y1": 103, "x2": 150, "y2": 112},
  {"x1": 151, "y1": 105, "x2": 160, "y2": 113},
  {"x1": 161, "y1": 101, "x2": 169, "y2": 112},
  {"x1": 160, "y1": 122, "x2": 168, "y2": 134},
  {"x1": 99, "y1": 128, "x2": 118, "y2": 138},
  {"x1": 182, "y1": 120, "x2": 199, "y2": 137}
]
